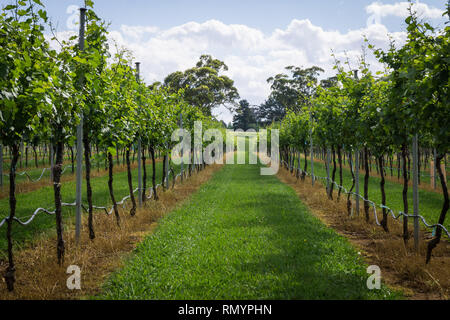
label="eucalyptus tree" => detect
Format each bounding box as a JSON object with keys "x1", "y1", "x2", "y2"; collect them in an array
[
  {"x1": 267, "y1": 66, "x2": 324, "y2": 113},
  {"x1": 164, "y1": 55, "x2": 239, "y2": 116},
  {"x1": 256, "y1": 97, "x2": 286, "y2": 126}
]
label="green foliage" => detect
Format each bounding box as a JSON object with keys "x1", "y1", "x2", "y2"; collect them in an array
[
  {"x1": 279, "y1": 110, "x2": 310, "y2": 152},
  {"x1": 0, "y1": 0, "x2": 51, "y2": 147},
  {"x1": 232, "y1": 99, "x2": 257, "y2": 131},
  {"x1": 371, "y1": 4, "x2": 449, "y2": 154},
  {"x1": 164, "y1": 54, "x2": 239, "y2": 116},
  {"x1": 276, "y1": 1, "x2": 449, "y2": 247},
  {"x1": 255, "y1": 96, "x2": 286, "y2": 125},
  {"x1": 267, "y1": 66, "x2": 324, "y2": 112}
]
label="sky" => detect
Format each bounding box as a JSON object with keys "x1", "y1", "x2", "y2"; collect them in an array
[{"x1": 3, "y1": 0, "x2": 447, "y2": 123}]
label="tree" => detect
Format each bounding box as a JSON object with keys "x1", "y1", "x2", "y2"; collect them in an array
[
  {"x1": 232, "y1": 100, "x2": 256, "y2": 131},
  {"x1": 164, "y1": 54, "x2": 239, "y2": 116},
  {"x1": 255, "y1": 97, "x2": 286, "y2": 125},
  {"x1": 267, "y1": 66, "x2": 324, "y2": 112}
]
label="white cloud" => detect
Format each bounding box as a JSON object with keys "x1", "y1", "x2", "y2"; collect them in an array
[
  {"x1": 119, "y1": 25, "x2": 159, "y2": 40},
  {"x1": 50, "y1": 17, "x2": 411, "y2": 123},
  {"x1": 366, "y1": 1, "x2": 445, "y2": 19}
]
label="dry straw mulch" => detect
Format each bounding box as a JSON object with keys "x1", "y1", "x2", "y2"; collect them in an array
[
  {"x1": 277, "y1": 168, "x2": 450, "y2": 300},
  {"x1": 0, "y1": 164, "x2": 222, "y2": 300}
]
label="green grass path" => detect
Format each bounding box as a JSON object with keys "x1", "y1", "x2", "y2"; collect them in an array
[{"x1": 100, "y1": 160, "x2": 399, "y2": 299}]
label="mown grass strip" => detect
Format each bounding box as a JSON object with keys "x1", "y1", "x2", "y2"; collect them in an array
[{"x1": 100, "y1": 157, "x2": 400, "y2": 299}]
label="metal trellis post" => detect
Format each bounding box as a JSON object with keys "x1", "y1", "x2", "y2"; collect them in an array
[
  {"x1": 136, "y1": 62, "x2": 142, "y2": 207},
  {"x1": 412, "y1": 134, "x2": 420, "y2": 251},
  {"x1": 355, "y1": 148, "x2": 360, "y2": 216},
  {"x1": 326, "y1": 148, "x2": 331, "y2": 194},
  {"x1": 433, "y1": 148, "x2": 437, "y2": 190},
  {"x1": 309, "y1": 110, "x2": 314, "y2": 186},
  {"x1": 75, "y1": 7, "x2": 86, "y2": 243},
  {"x1": 50, "y1": 143, "x2": 54, "y2": 182},
  {"x1": 180, "y1": 113, "x2": 184, "y2": 182},
  {"x1": 352, "y1": 70, "x2": 360, "y2": 216},
  {"x1": 165, "y1": 144, "x2": 169, "y2": 189}
]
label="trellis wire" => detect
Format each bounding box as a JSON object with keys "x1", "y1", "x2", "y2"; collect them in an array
[
  {"x1": 320, "y1": 157, "x2": 447, "y2": 179},
  {"x1": 2, "y1": 164, "x2": 72, "y2": 182},
  {"x1": 0, "y1": 167, "x2": 187, "y2": 229},
  {"x1": 281, "y1": 160, "x2": 450, "y2": 240}
]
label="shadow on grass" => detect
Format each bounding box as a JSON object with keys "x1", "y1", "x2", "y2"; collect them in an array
[{"x1": 100, "y1": 162, "x2": 400, "y2": 300}]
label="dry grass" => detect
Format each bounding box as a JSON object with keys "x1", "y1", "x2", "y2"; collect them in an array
[
  {"x1": 0, "y1": 164, "x2": 221, "y2": 300},
  {"x1": 277, "y1": 167, "x2": 450, "y2": 300}
]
